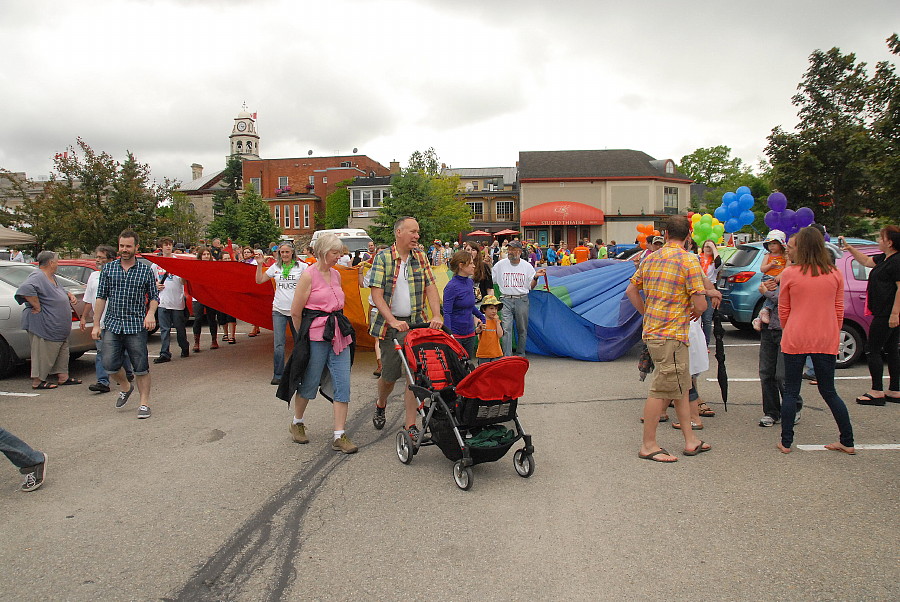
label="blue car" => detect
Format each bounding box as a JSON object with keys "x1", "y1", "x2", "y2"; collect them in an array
[{"x1": 717, "y1": 237, "x2": 874, "y2": 331}]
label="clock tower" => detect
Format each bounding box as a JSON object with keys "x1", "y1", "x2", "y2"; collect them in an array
[{"x1": 229, "y1": 104, "x2": 260, "y2": 158}]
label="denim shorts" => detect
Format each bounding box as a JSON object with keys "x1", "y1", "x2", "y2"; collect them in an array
[
  {"x1": 297, "y1": 340, "x2": 351, "y2": 403},
  {"x1": 102, "y1": 329, "x2": 150, "y2": 375}
]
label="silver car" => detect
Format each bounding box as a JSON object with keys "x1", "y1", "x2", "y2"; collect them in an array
[{"x1": 0, "y1": 260, "x2": 95, "y2": 378}]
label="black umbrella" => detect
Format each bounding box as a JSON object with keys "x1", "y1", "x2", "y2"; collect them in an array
[{"x1": 713, "y1": 309, "x2": 728, "y2": 411}]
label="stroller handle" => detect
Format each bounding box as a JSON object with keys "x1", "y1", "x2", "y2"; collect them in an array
[{"x1": 408, "y1": 322, "x2": 452, "y2": 334}]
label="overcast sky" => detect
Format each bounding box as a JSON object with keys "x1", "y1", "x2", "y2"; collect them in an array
[{"x1": 1, "y1": 0, "x2": 895, "y2": 186}]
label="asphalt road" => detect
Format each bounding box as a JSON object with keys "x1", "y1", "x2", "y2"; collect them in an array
[{"x1": 0, "y1": 325, "x2": 897, "y2": 601}]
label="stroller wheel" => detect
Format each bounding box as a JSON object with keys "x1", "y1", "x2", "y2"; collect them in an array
[
  {"x1": 452, "y1": 461, "x2": 473, "y2": 490},
  {"x1": 396, "y1": 430, "x2": 414, "y2": 464},
  {"x1": 513, "y1": 449, "x2": 535, "y2": 478}
]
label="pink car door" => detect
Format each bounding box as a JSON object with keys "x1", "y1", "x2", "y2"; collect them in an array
[{"x1": 844, "y1": 251, "x2": 874, "y2": 333}]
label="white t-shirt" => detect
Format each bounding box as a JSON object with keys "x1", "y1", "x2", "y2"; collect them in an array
[
  {"x1": 390, "y1": 259, "x2": 412, "y2": 317},
  {"x1": 492, "y1": 258, "x2": 536, "y2": 296},
  {"x1": 155, "y1": 264, "x2": 185, "y2": 310},
  {"x1": 84, "y1": 270, "x2": 108, "y2": 327},
  {"x1": 266, "y1": 262, "x2": 307, "y2": 315},
  {"x1": 337, "y1": 254, "x2": 352, "y2": 267}
]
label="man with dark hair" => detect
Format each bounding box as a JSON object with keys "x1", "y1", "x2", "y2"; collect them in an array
[
  {"x1": 626, "y1": 215, "x2": 713, "y2": 462},
  {"x1": 153, "y1": 237, "x2": 189, "y2": 364},
  {"x1": 92, "y1": 230, "x2": 159, "y2": 419},
  {"x1": 369, "y1": 217, "x2": 443, "y2": 439}
]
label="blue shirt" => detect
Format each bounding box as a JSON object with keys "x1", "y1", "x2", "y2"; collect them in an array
[
  {"x1": 442, "y1": 275, "x2": 486, "y2": 337},
  {"x1": 97, "y1": 259, "x2": 159, "y2": 334}
]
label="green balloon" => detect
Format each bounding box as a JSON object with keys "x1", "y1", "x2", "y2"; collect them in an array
[{"x1": 700, "y1": 214, "x2": 713, "y2": 225}]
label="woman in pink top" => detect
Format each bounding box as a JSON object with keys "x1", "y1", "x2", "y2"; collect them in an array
[
  {"x1": 282, "y1": 233, "x2": 357, "y2": 454},
  {"x1": 777, "y1": 227, "x2": 854, "y2": 454}
]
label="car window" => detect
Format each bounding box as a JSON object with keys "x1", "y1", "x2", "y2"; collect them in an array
[
  {"x1": 57, "y1": 265, "x2": 88, "y2": 283},
  {"x1": 851, "y1": 259, "x2": 874, "y2": 281},
  {"x1": 0, "y1": 264, "x2": 85, "y2": 289},
  {"x1": 725, "y1": 247, "x2": 759, "y2": 268}
]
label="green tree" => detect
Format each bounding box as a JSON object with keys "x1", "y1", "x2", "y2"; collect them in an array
[
  {"x1": 407, "y1": 147, "x2": 440, "y2": 176},
  {"x1": 765, "y1": 37, "x2": 899, "y2": 232},
  {"x1": 678, "y1": 145, "x2": 745, "y2": 189},
  {"x1": 320, "y1": 179, "x2": 352, "y2": 229},
  {"x1": 237, "y1": 184, "x2": 282, "y2": 248},
  {"x1": 212, "y1": 155, "x2": 243, "y2": 216},
  {"x1": 206, "y1": 197, "x2": 241, "y2": 241},
  {"x1": 156, "y1": 191, "x2": 203, "y2": 246},
  {"x1": 372, "y1": 151, "x2": 468, "y2": 244},
  {"x1": 15, "y1": 138, "x2": 168, "y2": 253}
]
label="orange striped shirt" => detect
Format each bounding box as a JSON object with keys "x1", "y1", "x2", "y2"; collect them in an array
[{"x1": 630, "y1": 243, "x2": 705, "y2": 343}]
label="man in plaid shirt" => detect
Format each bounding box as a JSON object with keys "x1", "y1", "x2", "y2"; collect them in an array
[
  {"x1": 369, "y1": 217, "x2": 443, "y2": 439},
  {"x1": 626, "y1": 216, "x2": 713, "y2": 462},
  {"x1": 92, "y1": 229, "x2": 159, "y2": 420}
]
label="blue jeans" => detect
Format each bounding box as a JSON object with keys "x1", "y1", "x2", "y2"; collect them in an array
[
  {"x1": 158, "y1": 307, "x2": 188, "y2": 359},
  {"x1": 297, "y1": 340, "x2": 351, "y2": 402},
  {"x1": 272, "y1": 311, "x2": 298, "y2": 380},
  {"x1": 500, "y1": 295, "x2": 529, "y2": 356},
  {"x1": 700, "y1": 304, "x2": 714, "y2": 345},
  {"x1": 0, "y1": 427, "x2": 43, "y2": 469},
  {"x1": 782, "y1": 353, "x2": 854, "y2": 449},
  {"x1": 94, "y1": 338, "x2": 133, "y2": 386},
  {"x1": 102, "y1": 330, "x2": 150, "y2": 375}
]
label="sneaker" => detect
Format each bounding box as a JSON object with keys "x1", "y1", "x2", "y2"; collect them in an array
[
  {"x1": 794, "y1": 408, "x2": 802, "y2": 424},
  {"x1": 332, "y1": 434, "x2": 358, "y2": 454},
  {"x1": 20, "y1": 453, "x2": 47, "y2": 492},
  {"x1": 373, "y1": 405, "x2": 386, "y2": 430},
  {"x1": 290, "y1": 422, "x2": 309, "y2": 444},
  {"x1": 88, "y1": 382, "x2": 111, "y2": 393},
  {"x1": 153, "y1": 355, "x2": 171, "y2": 364},
  {"x1": 137, "y1": 405, "x2": 151, "y2": 419},
  {"x1": 406, "y1": 424, "x2": 420, "y2": 444},
  {"x1": 180, "y1": 349, "x2": 190, "y2": 358},
  {"x1": 759, "y1": 415, "x2": 778, "y2": 427},
  {"x1": 116, "y1": 383, "x2": 135, "y2": 408},
  {"x1": 270, "y1": 378, "x2": 281, "y2": 386}
]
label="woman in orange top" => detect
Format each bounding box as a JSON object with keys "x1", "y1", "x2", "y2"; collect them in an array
[{"x1": 777, "y1": 227, "x2": 854, "y2": 455}]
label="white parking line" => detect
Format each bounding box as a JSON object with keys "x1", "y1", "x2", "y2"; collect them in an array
[
  {"x1": 706, "y1": 376, "x2": 884, "y2": 382},
  {"x1": 0, "y1": 391, "x2": 41, "y2": 397},
  {"x1": 796, "y1": 444, "x2": 900, "y2": 451},
  {"x1": 711, "y1": 343, "x2": 761, "y2": 348}
]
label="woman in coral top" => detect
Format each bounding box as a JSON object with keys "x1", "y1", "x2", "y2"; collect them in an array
[{"x1": 777, "y1": 227, "x2": 854, "y2": 455}]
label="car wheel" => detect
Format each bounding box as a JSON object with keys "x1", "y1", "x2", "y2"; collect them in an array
[
  {"x1": 836, "y1": 323, "x2": 864, "y2": 369},
  {"x1": 0, "y1": 337, "x2": 16, "y2": 379}
]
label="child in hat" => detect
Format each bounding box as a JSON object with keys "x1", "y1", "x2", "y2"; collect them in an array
[
  {"x1": 754, "y1": 230, "x2": 789, "y2": 331},
  {"x1": 475, "y1": 295, "x2": 504, "y2": 365}
]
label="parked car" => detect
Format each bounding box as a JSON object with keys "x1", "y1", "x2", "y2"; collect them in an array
[
  {"x1": 717, "y1": 238, "x2": 878, "y2": 368},
  {"x1": 0, "y1": 260, "x2": 95, "y2": 378}
]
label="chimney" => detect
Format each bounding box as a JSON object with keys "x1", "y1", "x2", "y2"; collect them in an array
[
  {"x1": 191, "y1": 163, "x2": 203, "y2": 180},
  {"x1": 389, "y1": 161, "x2": 401, "y2": 174}
]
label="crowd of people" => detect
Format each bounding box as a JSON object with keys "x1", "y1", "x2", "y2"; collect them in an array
[{"x1": 3, "y1": 216, "x2": 898, "y2": 491}]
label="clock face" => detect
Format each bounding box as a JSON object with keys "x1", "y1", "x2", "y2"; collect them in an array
[{"x1": 237, "y1": 121, "x2": 247, "y2": 132}]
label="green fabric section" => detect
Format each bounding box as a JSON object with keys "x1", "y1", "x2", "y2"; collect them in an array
[{"x1": 467, "y1": 426, "x2": 516, "y2": 448}]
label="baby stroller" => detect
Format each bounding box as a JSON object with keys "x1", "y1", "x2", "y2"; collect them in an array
[{"x1": 394, "y1": 326, "x2": 535, "y2": 490}]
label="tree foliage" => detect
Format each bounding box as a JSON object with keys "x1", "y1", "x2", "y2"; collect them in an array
[
  {"x1": 678, "y1": 145, "x2": 745, "y2": 189},
  {"x1": 371, "y1": 156, "x2": 468, "y2": 245},
  {"x1": 765, "y1": 35, "x2": 899, "y2": 233},
  {"x1": 237, "y1": 184, "x2": 282, "y2": 248},
  {"x1": 156, "y1": 191, "x2": 203, "y2": 246},
  {"x1": 407, "y1": 147, "x2": 440, "y2": 176},
  {"x1": 14, "y1": 138, "x2": 167, "y2": 253},
  {"x1": 320, "y1": 179, "x2": 352, "y2": 229}
]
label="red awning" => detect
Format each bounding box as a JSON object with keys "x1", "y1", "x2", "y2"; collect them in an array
[{"x1": 520, "y1": 201, "x2": 605, "y2": 226}]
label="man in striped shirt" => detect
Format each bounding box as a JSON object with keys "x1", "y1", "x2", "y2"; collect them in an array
[{"x1": 626, "y1": 216, "x2": 712, "y2": 462}]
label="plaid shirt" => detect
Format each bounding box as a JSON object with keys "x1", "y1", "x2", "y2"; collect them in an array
[
  {"x1": 368, "y1": 244, "x2": 436, "y2": 339},
  {"x1": 630, "y1": 242, "x2": 705, "y2": 344},
  {"x1": 96, "y1": 259, "x2": 159, "y2": 335}
]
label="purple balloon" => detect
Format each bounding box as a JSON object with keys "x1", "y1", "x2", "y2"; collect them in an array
[
  {"x1": 795, "y1": 206, "x2": 815, "y2": 227},
  {"x1": 767, "y1": 192, "x2": 787, "y2": 212},
  {"x1": 764, "y1": 210, "x2": 779, "y2": 229}
]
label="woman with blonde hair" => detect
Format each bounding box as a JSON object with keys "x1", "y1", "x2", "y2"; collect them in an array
[
  {"x1": 776, "y1": 227, "x2": 854, "y2": 454},
  {"x1": 277, "y1": 233, "x2": 357, "y2": 453}
]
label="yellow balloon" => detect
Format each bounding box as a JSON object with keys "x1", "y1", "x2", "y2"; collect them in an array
[
  {"x1": 712, "y1": 218, "x2": 721, "y2": 226},
  {"x1": 691, "y1": 213, "x2": 701, "y2": 222}
]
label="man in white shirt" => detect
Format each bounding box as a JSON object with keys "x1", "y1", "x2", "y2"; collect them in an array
[
  {"x1": 491, "y1": 240, "x2": 546, "y2": 356},
  {"x1": 153, "y1": 237, "x2": 189, "y2": 363},
  {"x1": 10, "y1": 248, "x2": 24, "y2": 262}
]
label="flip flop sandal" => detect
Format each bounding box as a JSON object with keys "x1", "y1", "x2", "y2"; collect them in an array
[
  {"x1": 638, "y1": 448, "x2": 677, "y2": 463},
  {"x1": 59, "y1": 378, "x2": 82, "y2": 385},
  {"x1": 672, "y1": 421, "x2": 703, "y2": 430},
  {"x1": 32, "y1": 381, "x2": 58, "y2": 390},
  {"x1": 698, "y1": 403, "x2": 716, "y2": 417},
  {"x1": 683, "y1": 441, "x2": 711, "y2": 456}
]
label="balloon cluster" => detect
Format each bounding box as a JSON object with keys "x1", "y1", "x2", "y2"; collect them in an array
[
  {"x1": 635, "y1": 224, "x2": 660, "y2": 249},
  {"x1": 690, "y1": 213, "x2": 725, "y2": 246},
  {"x1": 713, "y1": 186, "x2": 757, "y2": 233},
  {"x1": 763, "y1": 192, "x2": 815, "y2": 239}
]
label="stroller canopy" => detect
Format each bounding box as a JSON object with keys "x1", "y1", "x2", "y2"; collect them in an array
[{"x1": 455, "y1": 356, "x2": 528, "y2": 401}]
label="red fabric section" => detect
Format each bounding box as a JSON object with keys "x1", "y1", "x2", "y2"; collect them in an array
[
  {"x1": 455, "y1": 356, "x2": 529, "y2": 400},
  {"x1": 402, "y1": 329, "x2": 467, "y2": 372},
  {"x1": 145, "y1": 255, "x2": 275, "y2": 330},
  {"x1": 520, "y1": 201, "x2": 605, "y2": 226}
]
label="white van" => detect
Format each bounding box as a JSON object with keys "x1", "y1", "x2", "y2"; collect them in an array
[{"x1": 310, "y1": 228, "x2": 373, "y2": 254}]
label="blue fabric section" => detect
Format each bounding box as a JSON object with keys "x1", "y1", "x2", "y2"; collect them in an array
[{"x1": 525, "y1": 260, "x2": 642, "y2": 361}]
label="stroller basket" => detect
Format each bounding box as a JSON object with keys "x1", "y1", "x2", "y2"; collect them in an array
[
  {"x1": 456, "y1": 396, "x2": 518, "y2": 428},
  {"x1": 429, "y1": 408, "x2": 519, "y2": 464}
]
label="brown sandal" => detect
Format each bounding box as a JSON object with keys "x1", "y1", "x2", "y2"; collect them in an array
[{"x1": 698, "y1": 402, "x2": 716, "y2": 417}]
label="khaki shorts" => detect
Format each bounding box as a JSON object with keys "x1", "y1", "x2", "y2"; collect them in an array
[
  {"x1": 646, "y1": 339, "x2": 691, "y2": 399},
  {"x1": 378, "y1": 318, "x2": 412, "y2": 383}
]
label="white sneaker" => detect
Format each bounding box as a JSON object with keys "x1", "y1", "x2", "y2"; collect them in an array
[
  {"x1": 759, "y1": 415, "x2": 777, "y2": 427},
  {"x1": 794, "y1": 408, "x2": 802, "y2": 424}
]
